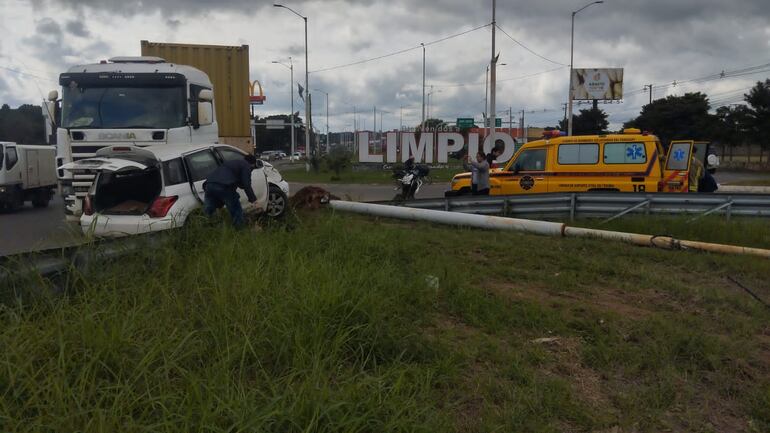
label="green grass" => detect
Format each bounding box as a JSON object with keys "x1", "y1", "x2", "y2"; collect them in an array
[
  {"x1": 575, "y1": 215, "x2": 770, "y2": 250},
  {"x1": 1, "y1": 213, "x2": 769, "y2": 432},
  {"x1": 281, "y1": 165, "x2": 464, "y2": 184}
]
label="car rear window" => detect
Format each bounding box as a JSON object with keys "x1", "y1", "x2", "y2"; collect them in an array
[{"x1": 163, "y1": 158, "x2": 188, "y2": 185}]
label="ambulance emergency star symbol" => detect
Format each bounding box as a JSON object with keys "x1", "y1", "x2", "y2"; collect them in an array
[{"x1": 626, "y1": 144, "x2": 643, "y2": 160}]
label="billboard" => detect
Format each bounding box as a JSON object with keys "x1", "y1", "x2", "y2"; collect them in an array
[{"x1": 571, "y1": 68, "x2": 623, "y2": 100}]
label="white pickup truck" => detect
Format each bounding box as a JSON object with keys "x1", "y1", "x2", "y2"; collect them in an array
[{"x1": 0, "y1": 142, "x2": 57, "y2": 211}]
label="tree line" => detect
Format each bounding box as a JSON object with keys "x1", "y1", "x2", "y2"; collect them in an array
[
  {"x1": 554, "y1": 79, "x2": 770, "y2": 159},
  {"x1": 0, "y1": 104, "x2": 46, "y2": 144}
]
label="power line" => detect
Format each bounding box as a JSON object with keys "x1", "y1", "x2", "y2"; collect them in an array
[
  {"x1": 310, "y1": 23, "x2": 491, "y2": 74},
  {"x1": 495, "y1": 24, "x2": 568, "y2": 66},
  {"x1": 432, "y1": 66, "x2": 566, "y2": 89},
  {"x1": 0, "y1": 65, "x2": 58, "y2": 83}
]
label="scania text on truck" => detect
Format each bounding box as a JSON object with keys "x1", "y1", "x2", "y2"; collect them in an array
[
  {"x1": 0, "y1": 142, "x2": 56, "y2": 211},
  {"x1": 44, "y1": 56, "x2": 219, "y2": 220}
]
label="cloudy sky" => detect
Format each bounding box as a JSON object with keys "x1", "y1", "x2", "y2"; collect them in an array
[{"x1": 2, "y1": 0, "x2": 769, "y2": 131}]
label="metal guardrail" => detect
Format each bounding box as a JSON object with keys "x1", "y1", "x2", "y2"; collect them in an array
[
  {"x1": 4, "y1": 192, "x2": 769, "y2": 283},
  {"x1": 374, "y1": 192, "x2": 770, "y2": 221}
]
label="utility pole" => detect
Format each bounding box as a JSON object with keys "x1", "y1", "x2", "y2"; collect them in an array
[
  {"x1": 520, "y1": 109, "x2": 525, "y2": 142},
  {"x1": 421, "y1": 43, "x2": 426, "y2": 128},
  {"x1": 645, "y1": 84, "x2": 653, "y2": 105},
  {"x1": 400, "y1": 105, "x2": 404, "y2": 131},
  {"x1": 562, "y1": 103, "x2": 568, "y2": 126},
  {"x1": 484, "y1": 65, "x2": 489, "y2": 137},
  {"x1": 353, "y1": 105, "x2": 357, "y2": 152},
  {"x1": 325, "y1": 93, "x2": 329, "y2": 151},
  {"x1": 509, "y1": 106, "x2": 513, "y2": 137},
  {"x1": 488, "y1": 0, "x2": 497, "y2": 143},
  {"x1": 373, "y1": 105, "x2": 377, "y2": 148}
]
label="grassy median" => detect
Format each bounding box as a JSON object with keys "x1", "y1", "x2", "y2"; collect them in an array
[
  {"x1": 1, "y1": 213, "x2": 769, "y2": 432},
  {"x1": 280, "y1": 165, "x2": 464, "y2": 184}
]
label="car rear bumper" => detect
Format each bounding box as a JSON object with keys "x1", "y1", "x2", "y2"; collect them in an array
[{"x1": 80, "y1": 212, "x2": 187, "y2": 237}]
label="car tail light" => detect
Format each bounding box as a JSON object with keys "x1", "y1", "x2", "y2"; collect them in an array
[
  {"x1": 147, "y1": 196, "x2": 178, "y2": 218},
  {"x1": 83, "y1": 195, "x2": 94, "y2": 216}
]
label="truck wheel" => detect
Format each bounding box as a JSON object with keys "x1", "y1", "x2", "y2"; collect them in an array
[
  {"x1": 32, "y1": 190, "x2": 51, "y2": 208},
  {"x1": 266, "y1": 185, "x2": 287, "y2": 218},
  {"x1": 9, "y1": 187, "x2": 24, "y2": 211}
]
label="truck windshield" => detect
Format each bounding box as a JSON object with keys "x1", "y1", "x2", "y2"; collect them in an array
[{"x1": 61, "y1": 86, "x2": 186, "y2": 129}]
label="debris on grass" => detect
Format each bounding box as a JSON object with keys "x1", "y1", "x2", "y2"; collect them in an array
[{"x1": 290, "y1": 186, "x2": 340, "y2": 210}]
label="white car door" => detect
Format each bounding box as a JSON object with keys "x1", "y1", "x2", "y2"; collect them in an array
[{"x1": 215, "y1": 146, "x2": 269, "y2": 209}]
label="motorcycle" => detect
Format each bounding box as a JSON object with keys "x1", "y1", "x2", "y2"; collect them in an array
[{"x1": 392, "y1": 164, "x2": 430, "y2": 200}]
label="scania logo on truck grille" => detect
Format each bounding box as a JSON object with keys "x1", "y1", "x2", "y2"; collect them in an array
[{"x1": 97, "y1": 132, "x2": 137, "y2": 140}]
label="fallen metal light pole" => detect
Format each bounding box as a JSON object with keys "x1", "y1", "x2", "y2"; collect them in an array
[{"x1": 329, "y1": 201, "x2": 770, "y2": 259}]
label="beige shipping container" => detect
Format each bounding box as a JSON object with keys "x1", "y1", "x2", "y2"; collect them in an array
[{"x1": 140, "y1": 40, "x2": 252, "y2": 153}]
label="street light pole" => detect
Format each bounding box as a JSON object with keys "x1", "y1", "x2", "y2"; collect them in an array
[
  {"x1": 314, "y1": 88, "x2": 329, "y2": 152},
  {"x1": 274, "y1": 4, "x2": 311, "y2": 156},
  {"x1": 567, "y1": 0, "x2": 603, "y2": 136},
  {"x1": 271, "y1": 58, "x2": 295, "y2": 159},
  {"x1": 485, "y1": 62, "x2": 505, "y2": 138},
  {"x1": 489, "y1": 0, "x2": 497, "y2": 143},
  {"x1": 421, "y1": 43, "x2": 426, "y2": 129}
]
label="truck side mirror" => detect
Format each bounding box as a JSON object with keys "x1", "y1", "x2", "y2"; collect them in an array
[
  {"x1": 47, "y1": 90, "x2": 59, "y2": 101},
  {"x1": 198, "y1": 89, "x2": 213, "y2": 102},
  {"x1": 197, "y1": 102, "x2": 213, "y2": 126}
]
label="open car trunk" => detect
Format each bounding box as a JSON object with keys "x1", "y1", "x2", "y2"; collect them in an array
[{"x1": 94, "y1": 168, "x2": 162, "y2": 215}]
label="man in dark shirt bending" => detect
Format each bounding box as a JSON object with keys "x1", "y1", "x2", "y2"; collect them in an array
[{"x1": 203, "y1": 154, "x2": 258, "y2": 227}]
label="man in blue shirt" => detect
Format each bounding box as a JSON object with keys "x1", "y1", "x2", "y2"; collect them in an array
[{"x1": 203, "y1": 154, "x2": 258, "y2": 227}]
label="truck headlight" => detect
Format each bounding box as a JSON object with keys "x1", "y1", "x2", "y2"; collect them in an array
[{"x1": 0, "y1": 186, "x2": 5, "y2": 193}]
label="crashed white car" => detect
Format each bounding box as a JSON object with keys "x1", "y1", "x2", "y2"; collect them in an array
[{"x1": 62, "y1": 144, "x2": 289, "y2": 237}]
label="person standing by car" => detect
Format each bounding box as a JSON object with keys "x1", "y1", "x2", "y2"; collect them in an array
[
  {"x1": 203, "y1": 154, "x2": 258, "y2": 227},
  {"x1": 689, "y1": 154, "x2": 705, "y2": 193},
  {"x1": 464, "y1": 151, "x2": 490, "y2": 195}
]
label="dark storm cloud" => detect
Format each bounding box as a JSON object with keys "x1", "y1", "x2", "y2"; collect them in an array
[
  {"x1": 166, "y1": 19, "x2": 182, "y2": 30},
  {"x1": 35, "y1": 17, "x2": 63, "y2": 37},
  {"x1": 23, "y1": 17, "x2": 111, "y2": 74},
  {"x1": 65, "y1": 20, "x2": 91, "y2": 37}
]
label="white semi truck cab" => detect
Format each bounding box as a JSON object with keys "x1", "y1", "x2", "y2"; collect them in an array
[{"x1": 45, "y1": 56, "x2": 219, "y2": 220}]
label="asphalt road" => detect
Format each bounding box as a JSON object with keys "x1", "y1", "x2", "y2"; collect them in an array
[
  {"x1": 0, "y1": 195, "x2": 83, "y2": 257},
  {"x1": 1, "y1": 170, "x2": 768, "y2": 257}
]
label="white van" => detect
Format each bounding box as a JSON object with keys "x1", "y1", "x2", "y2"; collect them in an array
[
  {"x1": 0, "y1": 142, "x2": 57, "y2": 211},
  {"x1": 62, "y1": 143, "x2": 289, "y2": 237}
]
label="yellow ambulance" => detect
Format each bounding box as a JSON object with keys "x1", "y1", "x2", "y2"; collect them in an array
[{"x1": 448, "y1": 129, "x2": 699, "y2": 195}]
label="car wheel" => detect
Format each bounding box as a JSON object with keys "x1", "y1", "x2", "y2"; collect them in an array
[{"x1": 266, "y1": 185, "x2": 287, "y2": 218}]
